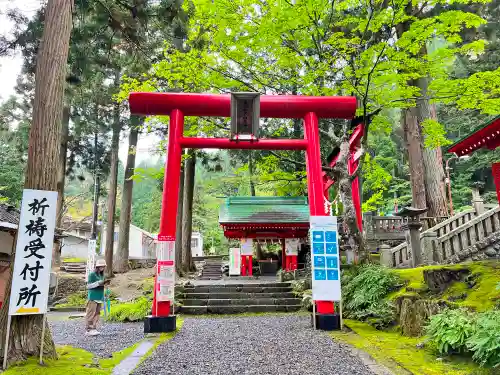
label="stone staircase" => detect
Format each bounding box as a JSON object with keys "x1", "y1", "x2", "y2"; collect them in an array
[
  {"x1": 178, "y1": 282, "x2": 302, "y2": 314},
  {"x1": 199, "y1": 259, "x2": 223, "y2": 280}
]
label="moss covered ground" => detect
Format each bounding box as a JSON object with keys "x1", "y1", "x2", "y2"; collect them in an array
[
  {"x1": 55, "y1": 291, "x2": 87, "y2": 309},
  {"x1": 61, "y1": 257, "x2": 86, "y2": 263},
  {"x1": 388, "y1": 261, "x2": 500, "y2": 311},
  {"x1": 4, "y1": 319, "x2": 184, "y2": 374},
  {"x1": 332, "y1": 320, "x2": 493, "y2": 375}
]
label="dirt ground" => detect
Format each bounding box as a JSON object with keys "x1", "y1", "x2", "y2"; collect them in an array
[
  {"x1": 108, "y1": 267, "x2": 156, "y2": 301},
  {"x1": 57, "y1": 267, "x2": 156, "y2": 302}
]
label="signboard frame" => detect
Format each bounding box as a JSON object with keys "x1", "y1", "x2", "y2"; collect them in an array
[
  {"x1": 310, "y1": 215, "x2": 341, "y2": 302},
  {"x1": 230, "y1": 92, "x2": 260, "y2": 140}
]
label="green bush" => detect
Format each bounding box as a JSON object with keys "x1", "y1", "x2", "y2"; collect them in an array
[
  {"x1": 56, "y1": 291, "x2": 86, "y2": 308},
  {"x1": 107, "y1": 297, "x2": 151, "y2": 322},
  {"x1": 426, "y1": 309, "x2": 475, "y2": 354},
  {"x1": 342, "y1": 264, "x2": 400, "y2": 327},
  {"x1": 467, "y1": 310, "x2": 500, "y2": 368}
]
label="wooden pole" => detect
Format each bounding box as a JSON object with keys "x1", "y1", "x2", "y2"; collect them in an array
[{"x1": 39, "y1": 315, "x2": 46, "y2": 364}]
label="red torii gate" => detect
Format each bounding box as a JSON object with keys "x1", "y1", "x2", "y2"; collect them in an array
[
  {"x1": 322, "y1": 123, "x2": 364, "y2": 230},
  {"x1": 128, "y1": 92, "x2": 358, "y2": 332}
]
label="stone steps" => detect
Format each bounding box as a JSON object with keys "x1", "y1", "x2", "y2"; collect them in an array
[
  {"x1": 199, "y1": 261, "x2": 223, "y2": 280},
  {"x1": 183, "y1": 286, "x2": 291, "y2": 293},
  {"x1": 182, "y1": 298, "x2": 301, "y2": 306},
  {"x1": 183, "y1": 292, "x2": 297, "y2": 299},
  {"x1": 178, "y1": 281, "x2": 301, "y2": 315},
  {"x1": 181, "y1": 304, "x2": 302, "y2": 314}
]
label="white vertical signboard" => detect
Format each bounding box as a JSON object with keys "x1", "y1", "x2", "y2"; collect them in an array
[
  {"x1": 156, "y1": 238, "x2": 175, "y2": 302},
  {"x1": 9, "y1": 189, "x2": 57, "y2": 316},
  {"x1": 229, "y1": 248, "x2": 241, "y2": 276},
  {"x1": 86, "y1": 239, "x2": 97, "y2": 281},
  {"x1": 310, "y1": 216, "x2": 341, "y2": 301},
  {"x1": 240, "y1": 238, "x2": 253, "y2": 256},
  {"x1": 285, "y1": 238, "x2": 299, "y2": 256}
]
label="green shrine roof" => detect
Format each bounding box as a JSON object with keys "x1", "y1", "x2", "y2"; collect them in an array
[{"x1": 219, "y1": 196, "x2": 310, "y2": 224}]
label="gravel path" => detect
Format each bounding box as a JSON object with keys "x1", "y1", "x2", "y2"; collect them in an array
[
  {"x1": 133, "y1": 315, "x2": 375, "y2": 375},
  {"x1": 50, "y1": 318, "x2": 144, "y2": 358}
]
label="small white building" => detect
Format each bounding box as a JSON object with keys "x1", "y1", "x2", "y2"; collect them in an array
[
  {"x1": 191, "y1": 232, "x2": 204, "y2": 257},
  {"x1": 62, "y1": 220, "x2": 157, "y2": 260}
]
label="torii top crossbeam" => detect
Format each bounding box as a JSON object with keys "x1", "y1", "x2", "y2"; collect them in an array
[{"x1": 129, "y1": 92, "x2": 357, "y2": 119}]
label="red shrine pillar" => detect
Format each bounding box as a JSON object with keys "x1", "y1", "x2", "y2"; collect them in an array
[
  {"x1": 492, "y1": 163, "x2": 500, "y2": 204},
  {"x1": 304, "y1": 112, "x2": 335, "y2": 315},
  {"x1": 348, "y1": 156, "x2": 363, "y2": 231},
  {"x1": 281, "y1": 239, "x2": 286, "y2": 270},
  {"x1": 240, "y1": 239, "x2": 253, "y2": 276},
  {"x1": 153, "y1": 109, "x2": 184, "y2": 319}
]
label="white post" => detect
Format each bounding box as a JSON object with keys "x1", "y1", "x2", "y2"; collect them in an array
[
  {"x1": 39, "y1": 315, "x2": 46, "y2": 364},
  {"x1": 3, "y1": 315, "x2": 12, "y2": 370},
  {"x1": 312, "y1": 300, "x2": 316, "y2": 330}
]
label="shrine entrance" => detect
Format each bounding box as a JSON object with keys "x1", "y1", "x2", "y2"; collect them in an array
[
  {"x1": 128, "y1": 92, "x2": 357, "y2": 332},
  {"x1": 219, "y1": 196, "x2": 310, "y2": 275}
]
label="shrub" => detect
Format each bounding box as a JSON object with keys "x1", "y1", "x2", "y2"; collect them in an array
[
  {"x1": 56, "y1": 291, "x2": 86, "y2": 308},
  {"x1": 426, "y1": 309, "x2": 475, "y2": 354},
  {"x1": 342, "y1": 264, "x2": 400, "y2": 327},
  {"x1": 107, "y1": 297, "x2": 151, "y2": 322},
  {"x1": 467, "y1": 310, "x2": 500, "y2": 368}
]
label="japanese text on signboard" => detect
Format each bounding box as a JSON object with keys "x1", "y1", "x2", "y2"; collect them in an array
[{"x1": 9, "y1": 190, "x2": 57, "y2": 315}]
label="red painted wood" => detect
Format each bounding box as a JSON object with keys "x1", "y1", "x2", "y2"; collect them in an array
[
  {"x1": 448, "y1": 117, "x2": 500, "y2": 155},
  {"x1": 179, "y1": 137, "x2": 308, "y2": 150},
  {"x1": 492, "y1": 162, "x2": 500, "y2": 204},
  {"x1": 129, "y1": 92, "x2": 357, "y2": 119}
]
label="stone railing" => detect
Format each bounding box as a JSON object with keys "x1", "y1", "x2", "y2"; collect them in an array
[
  {"x1": 423, "y1": 209, "x2": 475, "y2": 238},
  {"x1": 436, "y1": 205, "x2": 500, "y2": 263},
  {"x1": 365, "y1": 214, "x2": 449, "y2": 243},
  {"x1": 383, "y1": 205, "x2": 500, "y2": 268},
  {"x1": 382, "y1": 241, "x2": 410, "y2": 268}
]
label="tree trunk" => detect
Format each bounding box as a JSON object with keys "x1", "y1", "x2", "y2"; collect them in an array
[
  {"x1": 0, "y1": 0, "x2": 72, "y2": 363},
  {"x1": 335, "y1": 133, "x2": 367, "y2": 263},
  {"x1": 104, "y1": 100, "x2": 121, "y2": 278},
  {"x1": 114, "y1": 120, "x2": 139, "y2": 273},
  {"x1": 414, "y1": 77, "x2": 448, "y2": 217},
  {"x1": 53, "y1": 105, "x2": 70, "y2": 267},
  {"x1": 175, "y1": 166, "x2": 185, "y2": 276},
  {"x1": 90, "y1": 131, "x2": 100, "y2": 240},
  {"x1": 249, "y1": 152, "x2": 256, "y2": 196},
  {"x1": 402, "y1": 106, "x2": 427, "y2": 210},
  {"x1": 181, "y1": 150, "x2": 196, "y2": 272}
]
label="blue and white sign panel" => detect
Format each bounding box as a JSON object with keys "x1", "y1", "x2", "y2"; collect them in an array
[{"x1": 310, "y1": 216, "x2": 341, "y2": 301}]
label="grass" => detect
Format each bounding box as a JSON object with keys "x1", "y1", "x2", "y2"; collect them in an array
[
  {"x1": 105, "y1": 297, "x2": 151, "y2": 322},
  {"x1": 332, "y1": 320, "x2": 491, "y2": 375},
  {"x1": 4, "y1": 346, "x2": 108, "y2": 375},
  {"x1": 62, "y1": 257, "x2": 86, "y2": 263},
  {"x1": 55, "y1": 291, "x2": 87, "y2": 309}
]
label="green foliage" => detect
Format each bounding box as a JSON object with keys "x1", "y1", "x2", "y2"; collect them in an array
[
  {"x1": 427, "y1": 309, "x2": 475, "y2": 354},
  {"x1": 427, "y1": 308, "x2": 500, "y2": 368},
  {"x1": 467, "y1": 310, "x2": 500, "y2": 368},
  {"x1": 421, "y1": 119, "x2": 453, "y2": 149},
  {"x1": 55, "y1": 291, "x2": 87, "y2": 308},
  {"x1": 342, "y1": 265, "x2": 400, "y2": 327},
  {"x1": 332, "y1": 320, "x2": 491, "y2": 375},
  {"x1": 107, "y1": 297, "x2": 151, "y2": 322}
]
